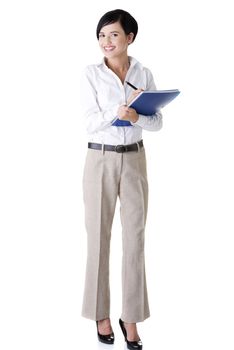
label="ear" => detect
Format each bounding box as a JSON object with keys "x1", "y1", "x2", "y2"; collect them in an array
[{"x1": 127, "y1": 32, "x2": 134, "y2": 45}]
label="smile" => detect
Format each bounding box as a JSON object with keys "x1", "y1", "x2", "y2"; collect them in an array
[{"x1": 104, "y1": 46, "x2": 115, "y2": 52}]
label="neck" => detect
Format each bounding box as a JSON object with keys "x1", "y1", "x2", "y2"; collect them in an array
[
  {"x1": 105, "y1": 56, "x2": 130, "y2": 83},
  {"x1": 106, "y1": 55, "x2": 130, "y2": 71}
]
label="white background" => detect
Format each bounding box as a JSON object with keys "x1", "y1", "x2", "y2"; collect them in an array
[{"x1": 0, "y1": 0, "x2": 234, "y2": 349}]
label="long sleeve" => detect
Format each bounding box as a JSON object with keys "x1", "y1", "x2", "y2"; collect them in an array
[
  {"x1": 135, "y1": 111, "x2": 163, "y2": 131},
  {"x1": 80, "y1": 68, "x2": 120, "y2": 134}
]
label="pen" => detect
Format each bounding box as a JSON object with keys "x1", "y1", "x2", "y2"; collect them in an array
[{"x1": 126, "y1": 81, "x2": 138, "y2": 90}]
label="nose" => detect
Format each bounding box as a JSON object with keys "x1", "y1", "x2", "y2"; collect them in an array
[{"x1": 104, "y1": 35, "x2": 111, "y2": 45}]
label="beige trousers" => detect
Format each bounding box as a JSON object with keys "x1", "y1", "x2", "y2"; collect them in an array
[{"x1": 82, "y1": 145, "x2": 150, "y2": 323}]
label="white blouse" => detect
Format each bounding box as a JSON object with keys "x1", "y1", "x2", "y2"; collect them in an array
[{"x1": 80, "y1": 56, "x2": 163, "y2": 146}]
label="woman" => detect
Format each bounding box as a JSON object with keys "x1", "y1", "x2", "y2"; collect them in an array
[{"x1": 80, "y1": 9, "x2": 162, "y2": 350}]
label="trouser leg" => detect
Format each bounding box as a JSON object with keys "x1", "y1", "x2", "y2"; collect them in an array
[
  {"x1": 119, "y1": 148, "x2": 150, "y2": 322},
  {"x1": 82, "y1": 150, "x2": 120, "y2": 320}
]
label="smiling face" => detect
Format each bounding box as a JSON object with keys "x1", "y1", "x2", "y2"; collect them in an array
[{"x1": 98, "y1": 21, "x2": 134, "y2": 60}]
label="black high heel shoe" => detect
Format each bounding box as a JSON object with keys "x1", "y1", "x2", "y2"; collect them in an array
[
  {"x1": 96, "y1": 321, "x2": 115, "y2": 345},
  {"x1": 119, "y1": 319, "x2": 143, "y2": 350}
]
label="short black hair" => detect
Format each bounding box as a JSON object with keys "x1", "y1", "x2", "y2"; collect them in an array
[{"x1": 96, "y1": 9, "x2": 138, "y2": 42}]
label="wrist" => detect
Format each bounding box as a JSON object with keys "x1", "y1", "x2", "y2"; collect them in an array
[{"x1": 132, "y1": 114, "x2": 139, "y2": 123}]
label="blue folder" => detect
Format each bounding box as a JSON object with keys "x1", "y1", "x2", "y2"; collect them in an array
[
  {"x1": 112, "y1": 119, "x2": 132, "y2": 127},
  {"x1": 129, "y1": 89, "x2": 180, "y2": 115},
  {"x1": 112, "y1": 89, "x2": 180, "y2": 127}
]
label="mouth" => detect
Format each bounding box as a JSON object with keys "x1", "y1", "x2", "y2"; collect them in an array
[{"x1": 103, "y1": 46, "x2": 115, "y2": 52}]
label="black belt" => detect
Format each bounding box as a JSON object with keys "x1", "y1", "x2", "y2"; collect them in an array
[{"x1": 88, "y1": 140, "x2": 143, "y2": 153}]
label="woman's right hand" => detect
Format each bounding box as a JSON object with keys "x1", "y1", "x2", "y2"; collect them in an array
[
  {"x1": 127, "y1": 89, "x2": 144, "y2": 105},
  {"x1": 117, "y1": 105, "x2": 139, "y2": 123}
]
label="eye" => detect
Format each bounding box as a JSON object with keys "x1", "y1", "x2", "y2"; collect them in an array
[
  {"x1": 110, "y1": 33, "x2": 118, "y2": 38},
  {"x1": 98, "y1": 33, "x2": 105, "y2": 39}
]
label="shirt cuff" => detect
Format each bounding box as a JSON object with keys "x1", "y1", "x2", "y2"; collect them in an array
[{"x1": 131, "y1": 114, "x2": 146, "y2": 127}]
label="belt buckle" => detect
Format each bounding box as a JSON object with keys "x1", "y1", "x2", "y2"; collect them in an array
[{"x1": 115, "y1": 145, "x2": 126, "y2": 153}]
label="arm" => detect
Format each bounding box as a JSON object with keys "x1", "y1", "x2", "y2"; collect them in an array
[
  {"x1": 134, "y1": 110, "x2": 163, "y2": 131},
  {"x1": 80, "y1": 68, "x2": 119, "y2": 134}
]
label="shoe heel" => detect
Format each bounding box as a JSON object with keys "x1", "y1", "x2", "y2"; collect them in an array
[{"x1": 119, "y1": 318, "x2": 127, "y2": 340}]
